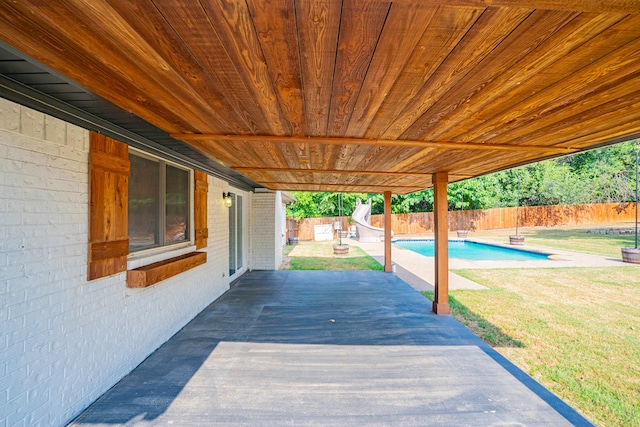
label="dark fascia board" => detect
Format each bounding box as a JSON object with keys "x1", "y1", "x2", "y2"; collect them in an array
[{"x1": 0, "y1": 42, "x2": 261, "y2": 192}]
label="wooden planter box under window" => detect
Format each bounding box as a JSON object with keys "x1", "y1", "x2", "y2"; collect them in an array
[{"x1": 127, "y1": 251, "x2": 207, "y2": 288}]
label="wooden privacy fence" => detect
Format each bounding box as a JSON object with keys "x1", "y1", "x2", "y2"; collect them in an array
[{"x1": 288, "y1": 202, "x2": 638, "y2": 241}]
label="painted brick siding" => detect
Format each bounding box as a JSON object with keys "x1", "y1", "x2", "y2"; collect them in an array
[
  {"x1": 250, "y1": 192, "x2": 279, "y2": 270},
  {"x1": 209, "y1": 177, "x2": 230, "y2": 280},
  {"x1": 0, "y1": 98, "x2": 231, "y2": 426}
]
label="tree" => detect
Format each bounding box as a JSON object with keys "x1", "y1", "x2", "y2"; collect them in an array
[
  {"x1": 568, "y1": 141, "x2": 637, "y2": 203},
  {"x1": 286, "y1": 192, "x2": 322, "y2": 219}
]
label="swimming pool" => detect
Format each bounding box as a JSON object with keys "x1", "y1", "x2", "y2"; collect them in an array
[{"x1": 394, "y1": 239, "x2": 550, "y2": 261}]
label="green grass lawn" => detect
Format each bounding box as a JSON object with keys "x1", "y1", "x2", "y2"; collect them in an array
[
  {"x1": 283, "y1": 241, "x2": 383, "y2": 271},
  {"x1": 424, "y1": 266, "x2": 640, "y2": 427},
  {"x1": 470, "y1": 223, "x2": 637, "y2": 257}
]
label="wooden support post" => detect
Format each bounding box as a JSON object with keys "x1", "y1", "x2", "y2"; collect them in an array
[
  {"x1": 384, "y1": 191, "x2": 393, "y2": 272},
  {"x1": 433, "y1": 172, "x2": 450, "y2": 314}
]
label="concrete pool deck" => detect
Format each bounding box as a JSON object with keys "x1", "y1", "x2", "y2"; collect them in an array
[{"x1": 349, "y1": 236, "x2": 628, "y2": 292}]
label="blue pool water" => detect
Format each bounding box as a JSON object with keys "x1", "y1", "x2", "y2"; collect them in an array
[{"x1": 394, "y1": 239, "x2": 550, "y2": 261}]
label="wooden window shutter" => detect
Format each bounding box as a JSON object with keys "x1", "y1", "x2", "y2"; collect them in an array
[
  {"x1": 88, "y1": 132, "x2": 130, "y2": 280},
  {"x1": 194, "y1": 170, "x2": 208, "y2": 249}
]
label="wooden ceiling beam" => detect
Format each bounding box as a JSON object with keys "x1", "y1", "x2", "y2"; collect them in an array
[
  {"x1": 172, "y1": 133, "x2": 577, "y2": 154},
  {"x1": 233, "y1": 166, "x2": 471, "y2": 180},
  {"x1": 373, "y1": 0, "x2": 640, "y2": 14},
  {"x1": 262, "y1": 182, "x2": 425, "y2": 193}
]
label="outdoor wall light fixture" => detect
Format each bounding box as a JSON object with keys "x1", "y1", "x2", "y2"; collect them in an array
[{"x1": 222, "y1": 192, "x2": 233, "y2": 208}]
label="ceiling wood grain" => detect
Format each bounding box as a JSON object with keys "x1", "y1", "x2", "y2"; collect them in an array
[{"x1": 1, "y1": 0, "x2": 639, "y2": 194}]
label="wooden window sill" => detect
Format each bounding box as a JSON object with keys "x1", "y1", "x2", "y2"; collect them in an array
[{"x1": 126, "y1": 251, "x2": 206, "y2": 288}]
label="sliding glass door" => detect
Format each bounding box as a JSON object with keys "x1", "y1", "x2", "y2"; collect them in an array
[{"x1": 228, "y1": 193, "x2": 243, "y2": 277}]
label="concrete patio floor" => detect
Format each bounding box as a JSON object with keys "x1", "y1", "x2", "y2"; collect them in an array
[{"x1": 69, "y1": 270, "x2": 592, "y2": 426}]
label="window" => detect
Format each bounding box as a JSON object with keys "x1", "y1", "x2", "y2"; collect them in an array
[
  {"x1": 128, "y1": 152, "x2": 190, "y2": 252},
  {"x1": 89, "y1": 132, "x2": 207, "y2": 282}
]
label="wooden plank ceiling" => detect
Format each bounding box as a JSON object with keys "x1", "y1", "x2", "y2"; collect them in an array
[{"x1": 1, "y1": 0, "x2": 640, "y2": 194}]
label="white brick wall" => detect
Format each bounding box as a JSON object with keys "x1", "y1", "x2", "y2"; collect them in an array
[
  {"x1": 209, "y1": 177, "x2": 230, "y2": 279},
  {"x1": 0, "y1": 98, "x2": 231, "y2": 426},
  {"x1": 250, "y1": 191, "x2": 283, "y2": 270}
]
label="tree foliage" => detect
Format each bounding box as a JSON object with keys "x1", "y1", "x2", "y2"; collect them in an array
[{"x1": 286, "y1": 141, "x2": 639, "y2": 218}]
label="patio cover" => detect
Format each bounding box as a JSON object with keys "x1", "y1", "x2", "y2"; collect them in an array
[{"x1": 1, "y1": 0, "x2": 639, "y2": 194}]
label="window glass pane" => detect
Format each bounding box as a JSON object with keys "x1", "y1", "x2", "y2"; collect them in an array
[
  {"x1": 165, "y1": 165, "x2": 189, "y2": 244},
  {"x1": 129, "y1": 154, "x2": 159, "y2": 251}
]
